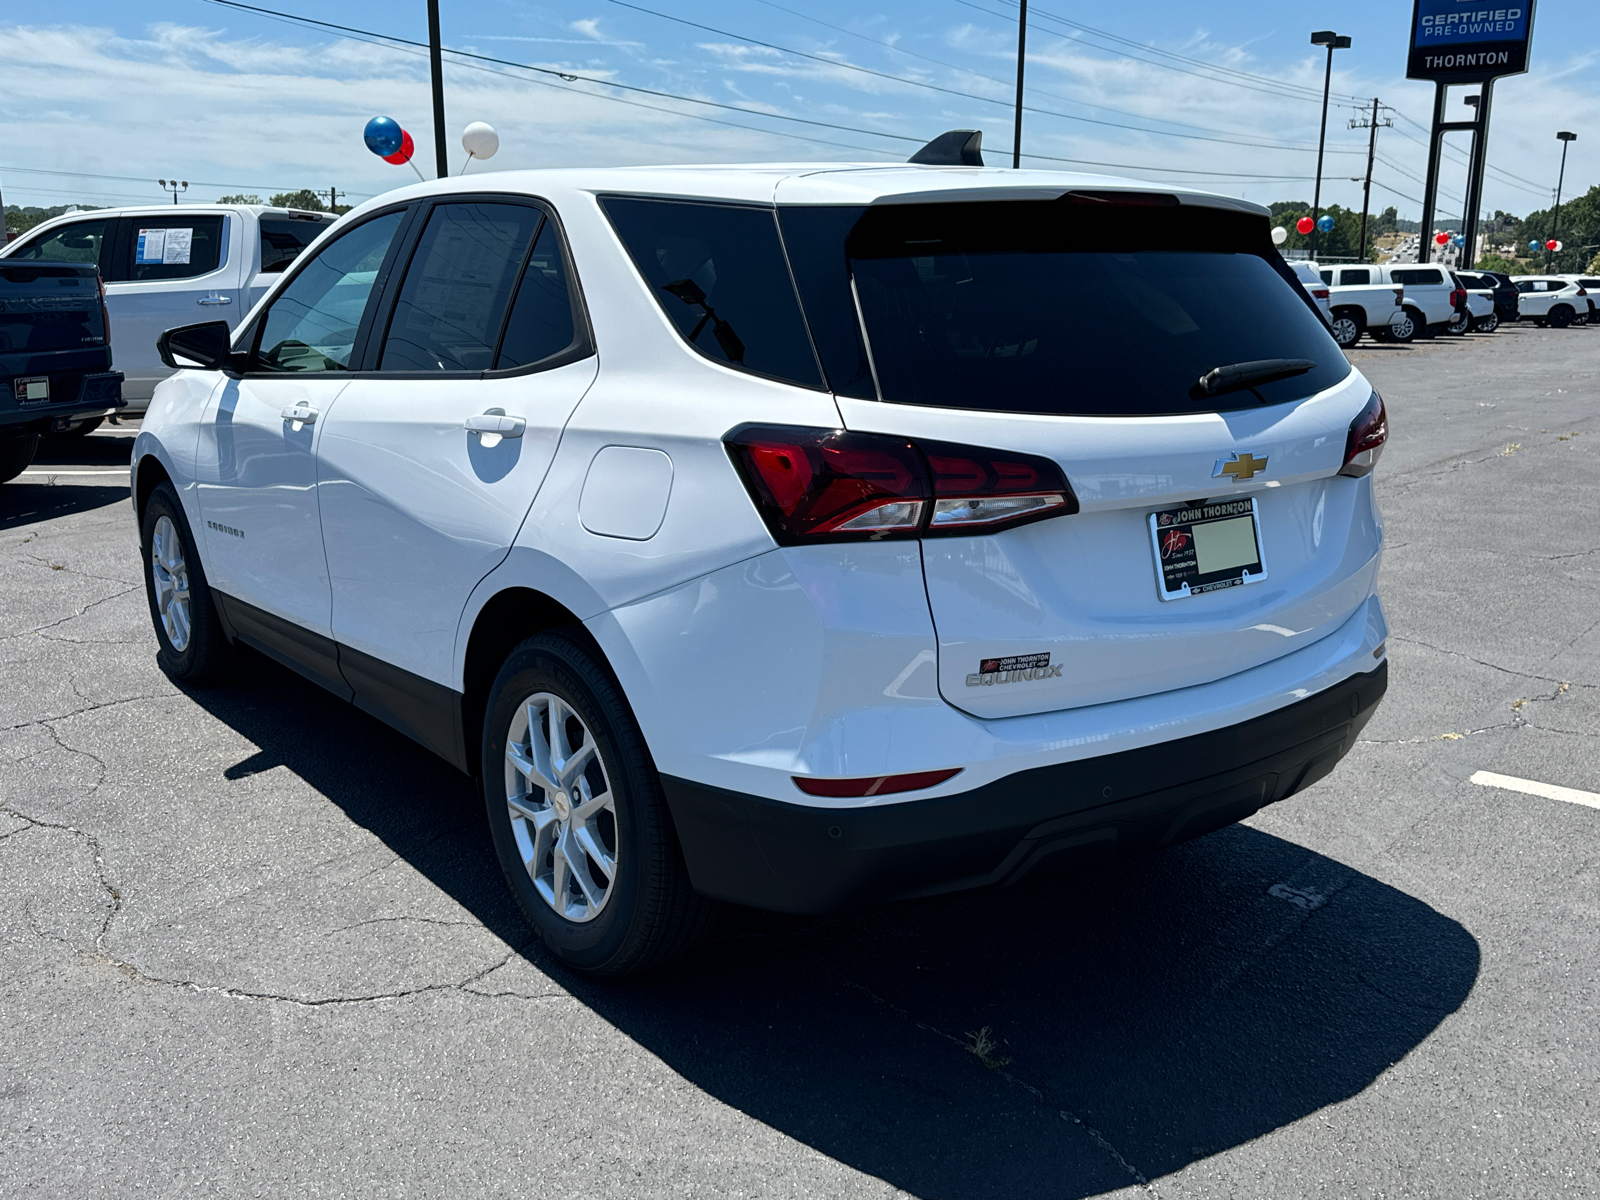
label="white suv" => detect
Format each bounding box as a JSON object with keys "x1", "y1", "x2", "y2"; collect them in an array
[
  {"x1": 132, "y1": 152, "x2": 1389, "y2": 975},
  {"x1": 1512, "y1": 276, "x2": 1590, "y2": 327}
]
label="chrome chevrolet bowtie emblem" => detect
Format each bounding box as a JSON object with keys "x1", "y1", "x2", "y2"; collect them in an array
[{"x1": 1214, "y1": 452, "x2": 1269, "y2": 482}]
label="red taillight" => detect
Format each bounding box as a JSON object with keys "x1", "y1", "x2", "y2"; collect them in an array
[
  {"x1": 793, "y1": 767, "x2": 962, "y2": 798},
  {"x1": 1393, "y1": 287, "x2": 1404, "y2": 303},
  {"x1": 1450, "y1": 288, "x2": 1466, "y2": 307},
  {"x1": 1339, "y1": 390, "x2": 1388, "y2": 478},
  {"x1": 1579, "y1": 287, "x2": 1589, "y2": 296},
  {"x1": 725, "y1": 426, "x2": 1077, "y2": 543},
  {"x1": 1312, "y1": 288, "x2": 1330, "y2": 300}
]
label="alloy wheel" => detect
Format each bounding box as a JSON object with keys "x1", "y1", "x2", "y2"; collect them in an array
[
  {"x1": 503, "y1": 691, "x2": 618, "y2": 923},
  {"x1": 150, "y1": 514, "x2": 192, "y2": 652},
  {"x1": 1331, "y1": 315, "x2": 1360, "y2": 348}
]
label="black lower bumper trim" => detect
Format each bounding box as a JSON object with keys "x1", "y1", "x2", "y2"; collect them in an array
[{"x1": 662, "y1": 663, "x2": 1387, "y2": 914}]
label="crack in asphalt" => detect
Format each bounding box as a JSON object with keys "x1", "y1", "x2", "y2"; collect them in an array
[
  {"x1": 0, "y1": 581, "x2": 142, "y2": 644},
  {"x1": 1, "y1": 692, "x2": 169, "y2": 734},
  {"x1": 1387, "y1": 635, "x2": 1592, "y2": 688}
]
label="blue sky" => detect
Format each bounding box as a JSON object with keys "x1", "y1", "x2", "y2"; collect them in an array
[{"x1": 2, "y1": 0, "x2": 1594, "y2": 220}]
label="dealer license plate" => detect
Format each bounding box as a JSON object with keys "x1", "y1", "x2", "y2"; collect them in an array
[
  {"x1": 1149, "y1": 497, "x2": 1267, "y2": 601},
  {"x1": 14, "y1": 376, "x2": 49, "y2": 406}
]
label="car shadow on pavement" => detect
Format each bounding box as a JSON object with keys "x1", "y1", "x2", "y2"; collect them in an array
[
  {"x1": 190, "y1": 650, "x2": 1480, "y2": 1200},
  {"x1": 0, "y1": 483, "x2": 131, "y2": 532}
]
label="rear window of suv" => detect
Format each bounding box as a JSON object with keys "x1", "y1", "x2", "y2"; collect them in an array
[{"x1": 783, "y1": 197, "x2": 1349, "y2": 416}]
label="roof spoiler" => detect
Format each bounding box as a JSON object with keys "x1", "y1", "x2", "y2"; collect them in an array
[{"x1": 908, "y1": 130, "x2": 984, "y2": 167}]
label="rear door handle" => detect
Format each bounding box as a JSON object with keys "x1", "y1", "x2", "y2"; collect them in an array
[
  {"x1": 197, "y1": 296, "x2": 233, "y2": 306},
  {"x1": 464, "y1": 410, "x2": 525, "y2": 438},
  {"x1": 281, "y1": 405, "x2": 318, "y2": 429}
]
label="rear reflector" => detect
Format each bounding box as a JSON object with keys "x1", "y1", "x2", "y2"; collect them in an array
[
  {"x1": 1339, "y1": 389, "x2": 1388, "y2": 477},
  {"x1": 792, "y1": 768, "x2": 963, "y2": 798},
  {"x1": 726, "y1": 425, "x2": 1077, "y2": 543}
]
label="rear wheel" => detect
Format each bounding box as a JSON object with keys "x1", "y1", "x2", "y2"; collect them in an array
[
  {"x1": 140, "y1": 482, "x2": 235, "y2": 683},
  {"x1": 1445, "y1": 310, "x2": 1470, "y2": 336},
  {"x1": 482, "y1": 631, "x2": 717, "y2": 977},
  {"x1": 1329, "y1": 310, "x2": 1362, "y2": 349},
  {"x1": 1472, "y1": 311, "x2": 1500, "y2": 334},
  {"x1": 1549, "y1": 304, "x2": 1574, "y2": 329},
  {"x1": 0, "y1": 434, "x2": 38, "y2": 484}
]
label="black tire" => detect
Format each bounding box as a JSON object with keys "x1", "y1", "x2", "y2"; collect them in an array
[
  {"x1": 139, "y1": 481, "x2": 235, "y2": 683},
  {"x1": 1472, "y1": 311, "x2": 1499, "y2": 334},
  {"x1": 482, "y1": 631, "x2": 717, "y2": 977},
  {"x1": 47, "y1": 418, "x2": 104, "y2": 439},
  {"x1": 1445, "y1": 310, "x2": 1470, "y2": 336},
  {"x1": 0, "y1": 434, "x2": 38, "y2": 484},
  {"x1": 1329, "y1": 309, "x2": 1362, "y2": 349},
  {"x1": 1387, "y1": 310, "x2": 1419, "y2": 343},
  {"x1": 1549, "y1": 304, "x2": 1574, "y2": 329}
]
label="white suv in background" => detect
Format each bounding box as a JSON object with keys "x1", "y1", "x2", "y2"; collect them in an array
[
  {"x1": 1, "y1": 204, "x2": 335, "y2": 412},
  {"x1": 132, "y1": 147, "x2": 1389, "y2": 976},
  {"x1": 1512, "y1": 276, "x2": 1590, "y2": 327}
]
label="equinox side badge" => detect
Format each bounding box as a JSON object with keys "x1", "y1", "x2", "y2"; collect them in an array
[{"x1": 967, "y1": 653, "x2": 1062, "y2": 687}]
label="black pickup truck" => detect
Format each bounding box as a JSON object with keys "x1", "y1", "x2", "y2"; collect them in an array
[{"x1": 1, "y1": 260, "x2": 125, "y2": 483}]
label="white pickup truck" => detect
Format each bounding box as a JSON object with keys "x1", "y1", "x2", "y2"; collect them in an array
[
  {"x1": 1512, "y1": 276, "x2": 1591, "y2": 328},
  {"x1": 1314, "y1": 264, "x2": 1408, "y2": 348},
  {"x1": 0, "y1": 203, "x2": 336, "y2": 411}
]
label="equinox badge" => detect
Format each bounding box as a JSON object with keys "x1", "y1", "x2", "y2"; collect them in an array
[{"x1": 1214, "y1": 452, "x2": 1269, "y2": 482}]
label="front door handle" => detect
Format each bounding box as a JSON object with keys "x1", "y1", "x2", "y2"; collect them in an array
[
  {"x1": 464, "y1": 410, "x2": 526, "y2": 439},
  {"x1": 281, "y1": 405, "x2": 318, "y2": 430},
  {"x1": 197, "y1": 296, "x2": 233, "y2": 306}
]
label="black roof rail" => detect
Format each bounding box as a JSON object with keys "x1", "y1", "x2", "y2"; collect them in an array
[{"x1": 907, "y1": 130, "x2": 984, "y2": 167}]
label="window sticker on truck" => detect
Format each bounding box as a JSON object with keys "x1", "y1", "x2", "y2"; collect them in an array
[{"x1": 137, "y1": 228, "x2": 194, "y2": 266}]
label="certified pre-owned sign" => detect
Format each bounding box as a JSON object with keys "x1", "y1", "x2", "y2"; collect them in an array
[{"x1": 1408, "y1": 1, "x2": 1535, "y2": 82}]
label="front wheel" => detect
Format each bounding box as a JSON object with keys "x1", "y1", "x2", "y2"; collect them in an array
[
  {"x1": 1386, "y1": 310, "x2": 1419, "y2": 343},
  {"x1": 1329, "y1": 310, "x2": 1362, "y2": 349},
  {"x1": 0, "y1": 434, "x2": 39, "y2": 485},
  {"x1": 1549, "y1": 305, "x2": 1574, "y2": 329},
  {"x1": 1445, "y1": 310, "x2": 1471, "y2": 336},
  {"x1": 482, "y1": 631, "x2": 717, "y2": 977},
  {"x1": 1472, "y1": 311, "x2": 1500, "y2": 334},
  {"x1": 140, "y1": 482, "x2": 235, "y2": 683}
]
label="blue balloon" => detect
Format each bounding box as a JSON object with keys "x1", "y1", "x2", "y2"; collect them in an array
[
  {"x1": 363, "y1": 116, "x2": 404, "y2": 158},
  {"x1": 1529, "y1": 239, "x2": 1542, "y2": 251},
  {"x1": 1316, "y1": 214, "x2": 1336, "y2": 233},
  {"x1": 1452, "y1": 236, "x2": 1465, "y2": 247}
]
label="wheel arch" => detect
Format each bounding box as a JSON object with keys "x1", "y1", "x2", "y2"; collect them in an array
[
  {"x1": 460, "y1": 586, "x2": 597, "y2": 778},
  {"x1": 133, "y1": 452, "x2": 172, "y2": 523},
  {"x1": 1333, "y1": 303, "x2": 1368, "y2": 327}
]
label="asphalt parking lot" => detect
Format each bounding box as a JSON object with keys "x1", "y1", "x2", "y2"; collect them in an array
[{"x1": 3, "y1": 321, "x2": 1597, "y2": 1198}]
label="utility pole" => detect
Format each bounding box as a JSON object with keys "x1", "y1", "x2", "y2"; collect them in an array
[
  {"x1": 1548, "y1": 131, "x2": 1577, "y2": 270},
  {"x1": 1309, "y1": 31, "x2": 1352, "y2": 260},
  {"x1": 1351, "y1": 98, "x2": 1392, "y2": 263},
  {"x1": 428, "y1": 0, "x2": 449, "y2": 180},
  {"x1": 326, "y1": 186, "x2": 340, "y2": 213},
  {"x1": 1012, "y1": 0, "x2": 1027, "y2": 169}
]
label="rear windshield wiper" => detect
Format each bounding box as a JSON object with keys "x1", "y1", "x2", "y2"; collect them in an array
[{"x1": 1195, "y1": 358, "x2": 1317, "y2": 400}]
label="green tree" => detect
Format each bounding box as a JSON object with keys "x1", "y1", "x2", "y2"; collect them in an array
[
  {"x1": 1508, "y1": 184, "x2": 1600, "y2": 272},
  {"x1": 1374, "y1": 206, "x2": 1399, "y2": 235},
  {"x1": 1475, "y1": 253, "x2": 1525, "y2": 274},
  {"x1": 216, "y1": 193, "x2": 261, "y2": 204},
  {"x1": 1587, "y1": 250, "x2": 1600, "y2": 274},
  {"x1": 1269, "y1": 200, "x2": 1312, "y2": 219},
  {"x1": 268, "y1": 189, "x2": 327, "y2": 212}
]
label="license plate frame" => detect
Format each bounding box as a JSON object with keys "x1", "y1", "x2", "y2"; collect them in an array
[
  {"x1": 14, "y1": 376, "x2": 49, "y2": 406},
  {"x1": 1148, "y1": 497, "x2": 1268, "y2": 601}
]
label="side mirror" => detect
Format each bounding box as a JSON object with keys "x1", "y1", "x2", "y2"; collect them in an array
[{"x1": 157, "y1": 321, "x2": 246, "y2": 372}]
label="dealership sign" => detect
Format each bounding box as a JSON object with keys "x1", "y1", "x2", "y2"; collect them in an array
[{"x1": 1408, "y1": 2, "x2": 1536, "y2": 81}]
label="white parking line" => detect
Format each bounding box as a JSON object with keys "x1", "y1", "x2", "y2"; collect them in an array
[
  {"x1": 17, "y1": 470, "x2": 129, "y2": 477},
  {"x1": 1470, "y1": 770, "x2": 1600, "y2": 811}
]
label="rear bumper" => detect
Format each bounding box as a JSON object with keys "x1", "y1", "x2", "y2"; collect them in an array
[
  {"x1": 1, "y1": 369, "x2": 124, "y2": 435},
  {"x1": 663, "y1": 662, "x2": 1386, "y2": 914}
]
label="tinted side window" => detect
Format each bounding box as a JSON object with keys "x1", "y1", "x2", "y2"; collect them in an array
[
  {"x1": 260, "y1": 216, "x2": 334, "y2": 274},
  {"x1": 379, "y1": 202, "x2": 541, "y2": 373},
  {"x1": 126, "y1": 216, "x2": 225, "y2": 282},
  {"x1": 256, "y1": 211, "x2": 404, "y2": 373},
  {"x1": 1342, "y1": 268, "x2": 1370, "y2": 285},
  {"x1": 10, "y1": 219, "x2": 108, "y2": 267},
  {"x1": 602, "y1": 197, "x2": 822, "y2": 389},
  {"x1": 495, "y1": 221, "x2": 576, "y2": 369},
  {"x1": 1318, "y1": 270, "x2": 1333, "y2": 284}
]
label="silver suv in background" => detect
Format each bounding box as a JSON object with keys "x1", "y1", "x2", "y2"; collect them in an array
[{"x1": 0, "y1": 204, "x2": 335, "y2": 410}]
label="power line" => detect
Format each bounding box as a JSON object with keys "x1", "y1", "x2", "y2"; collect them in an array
[
  {"x1": 0, "y1": 164, "x2": 374, "y2": 198},
  {"x1": 604, "y1": 0, "x2": 1355, "y2": 154}
]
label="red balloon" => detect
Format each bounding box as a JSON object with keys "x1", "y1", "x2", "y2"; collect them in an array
[
  {"x1": 383, "y1": 129, "x2": 415, "y2": 165},
  {"x1": 1435, "y1": 231, "x2": 1450, "y2": 245},
  {"x1": 1546, "y1": 239, "x2": 1559, "y2": 251},
  {"x1": 1296, "y1": 216, "x2": 1315, "y2": 235}
]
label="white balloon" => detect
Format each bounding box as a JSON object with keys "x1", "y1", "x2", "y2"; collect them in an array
[
  {"x1": 461, "y1": 121, "x2": 499, "y2": 160},
  {"x1": 1552, "y1": 239, "x2": 1564, "y2": 252},
  {"x1": 1271, "y1": 225, "x2": 1288, "y2": 246}
]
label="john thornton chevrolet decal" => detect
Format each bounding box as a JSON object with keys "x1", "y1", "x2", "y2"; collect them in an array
[{"x1": 966, "y1": 653, "x2": 1062, "y2": 687}]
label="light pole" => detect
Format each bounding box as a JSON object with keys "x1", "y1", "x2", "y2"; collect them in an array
[
  {"x1": 158, "y1": 179, "x2": 188, "y2": 205},
  {"x1": 1309, "y1": 30, "x2": 1351, "y2": 261},
  {"x1": 1012, "y1": 0, "x2": 1028, "y2": 169},
  {"x1": 428, "y1": 0, "x2": 448, "y2": 179},
  {"x1": 1548, "y1": 131, "x2": 1577, "y2": 270}
]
